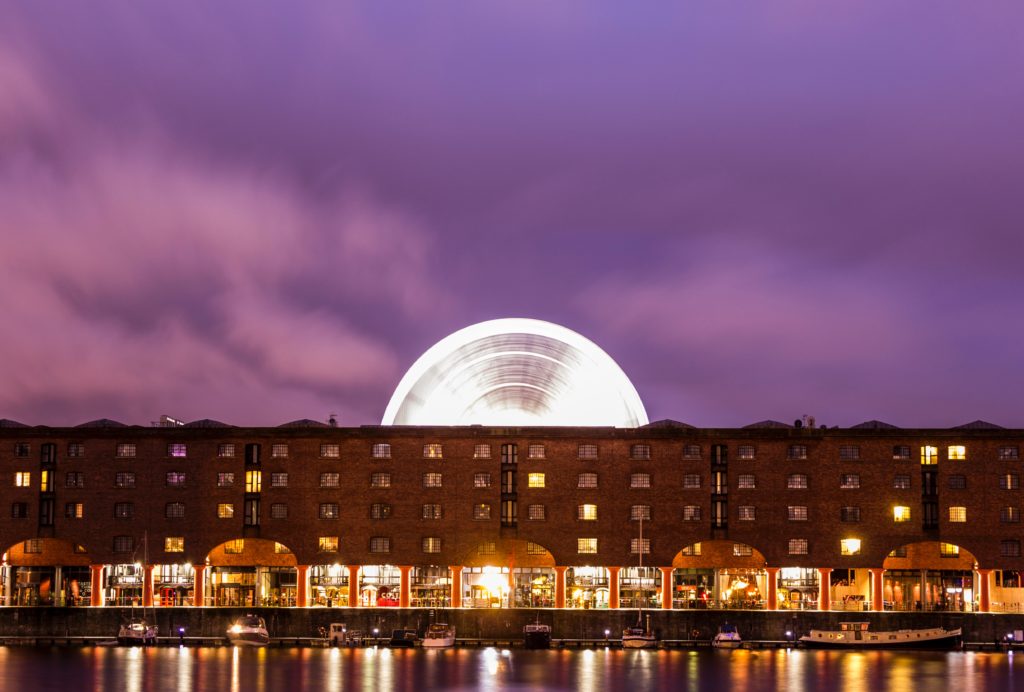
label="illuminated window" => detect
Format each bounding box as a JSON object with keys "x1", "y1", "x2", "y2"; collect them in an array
[
  {"x1": 631, "y1": 505, "x2": 651, "y2": 521},
  {"x1": 65, "y1": 502, "x2": 84, "y2": 519},
  {"x1": 528, "y1": 444, "x2": 546, "y2": 459},
  {"x1": 370, "y1": 503, "x2": 391, "y2": 519},
  {"x1": 840, "y1": 539, "x2": 861, "y2": 556},
  {"x1": 630, "y1": 538, "x2": 650, "y2": 554},
  {"x1": 839, "y1": 445, "x2": 860, "y2": 460},
  {"x1": 319, "y1": 536, "x2": 338, "y2": 552},
  {"x1": 889, "y1": 547, "x2": 907, "y2": 558},
  {"x1": 165, "y1": 472, "x2": 186, "y2": 487},
  {"x1": 733, "y1": 543, "x2": 753, "y2": 557},
  {"x1": 948, "y1": 475, "x2": 966, "y2": 489},
  {"x1": 787, "y1": 474, "x2": 808, "y2": 489},
  {"x1": 14, "y1": 472, "x2": 30, "y2": 487},
  {"x1": 1000, "y1": 446, "x2": 1020, "y2": 461},
  {"x1": 270, "y1": 503, "x2": 288, "y2": 519},
  {"x1": 1001, "y1": 506, "x2": 1020, "y2": 523},
  {"x1": 737, "y1": 474, "x2": 756, "y2": 489},
  {"x1": 473, "y1": 444, "x2": 491, "y2": 459},
  {"x1": 577, "y1": 473, "x2": 598, "y2": 488},
  {"x1": 630, "y1": 473, "x2": 651, "y2": 489},
  {"x1": 1001, "y1": 474, "x2": 1020, "y2": 490},
  {"x1": 578, "y1": 538, "x2": 598, "y2": 554},
  {"x1": 921, "y1": 446, "x2": 938, "y2": 465},
  {"x1": 939, "y1": 542, "x2": 960, "y2": 557},
  {"x1": 116, "y1": 443, "x2": 136, "y2": 458},
  {"x1": 114, "y1": 502, "x2": 134, "y2": 518},
  {"x1": 681, "y1": 543, "x2": 701, "y2": 556},
  {"x1": 245, "y1": 470, "x2": 262, "y2": 493},
  {"x1": 738, "y1": 505, "x2": 756, "y2": 521},
  {"x1": 114, "y1": 471, "x2": 135, "y2": 488},
  {"x1": 274, "y1": 542, "x2": 291, "y2": 554},
  {"x1": 271, "y1": 444, "x2": 288, "y2": 458},
  {"x1": 893, "y1": 506, "x2": 911, "y2": 522},
  {"x1": 630, "y1": 444, "x2": 651, "y2": 460},
  {"x1": 578, "y1": 504, "x2": 598, "y2": 521},
  {"x1": 528, "y1": 504, "x2": 546, "y2": 520},
  {"x1": 65, "y1": 472, "x2": 85, "y2": 488},
  {"x1": 893, "y1": 474, "x2": 911, "y2": 489},
  {"x1": 372, "y1": 443, "x2": 392, "y2": 459},
  {"x1": 113, "y1": 536, "x2": 134, "y2": 553},
  {"x1": 165, "y1": 502, "x2": 185, "y2": 518},
  {"x1": 684, "y1": 474, "x2": 702, "y2": 489},
  {"x1": 788, "y1": 506, "x2": 808, "y2": 521},
  {"x1": 949, "y1": 506, "x2": 967, "y2": 522},
  {"x1": 947, "y1": 445, "x2": 966, "y2": 461},
  {"x1": 577, "y1": 444, "x2": 598, "y2": 460},
  {"x1": 371, "y1": 472, "x2": 391, "y2": 488},
  {"x1": 217, "y1": 503, "x2": 234, "y2": 519},
  {"x1": 737, "y1": 445, "x2": 755, "y2": 460},
  {"x1": 423, "y1": 443, "x2": 443, "y2": 459},
  {"x1": 320, "y1": 444, "x2": 340, "y2": 458},
  {"x1": 11, "y1": 502, "x2": 28, "y2": 518},
  {"x1": 683, "y1": 505, "x2": 701, "y2": 521},
  {"x1": 223, "y1": 539, "x2": 244, "y2": 554},
  {"x1": 683, "y1": 444, "x2": 701, "y2": 460},
  {"x1": 167, "y1": 443, "x2": 187, "y2": 458},
  {"x1": 217, "y1": 472, "x2": 234, "y2": 487},
  {"x1": 423, "y1": 472, "x2": 443, "y2": 488},
  {"x1": 477, "y1": 542, "x2": 496, "y2": 555},
  {"x1": 319, "y1": 503, "x2": 339, "y2": 519},
  {"x1": 528, "y1": 473, "x2": 546, "y2": 488},
  {"x1": 1001, "y1": 540, "x2": 1021, "y2": 557},
  {"x1": 527, "y1": 542, "x2": 546, "y2": 555},
  {"x1": 422, "y1": 537, "x2": 441, "y2": 553},
  {"x1": 788, "y1": 539, "x2": 808, "y2": 555},
  {"x1": 271, "y1": 472, "x2": 288, "y2": 487},
  {"x1": 68, "y1": 443, "x2": 85, "y2": 457},
  {"x1": 840, "y1": 474, "x2": 860, "y2": 489},
  {"x1": 218, "y1": 443, "x2": 235, "y2": 457},
  {"x1": 419, "y1": 503, "x2": 441, "y2": 519},
  {"x1": 165, "y1": 537, "x2": 184, "y2": 553},
  {"x1": 840, "y1": 506, "x2": 861, "y2": 522},
  {"x1": 320, "y1": 472, "x2": 340, "y2": 488},
  {"x1": 788, "y1": 445, "x2": 808, "y2": 460},
  {"x1": 893, "y1": 445, "x2": 911, "y2": 460},
  {"x1": 474, "y1": 473, "x2": 491, "y2": 488},
  {"x1": 473, "y1": 504, "x2": 491, "y2": 520}
]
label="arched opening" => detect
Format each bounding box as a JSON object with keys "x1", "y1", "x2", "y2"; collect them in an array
[
  {"x1": 670, "y1": 541, "x2": 768, "y2": 609},
  {"x1": 459, "y1": 539, "x2": 556, "y2": 608},
  {"x1": 206, "y1": 539, "x2": 297, "y2": 607},
  {"x1": 2, "y1": 538, "x2": 90, "y2": 606},
  {"x1": 883, "y1": 541, "x2": 978, "y2": 612}
]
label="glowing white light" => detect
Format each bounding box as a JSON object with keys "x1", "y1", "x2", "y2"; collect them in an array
[{"x1": 382, "y1": 318, "x2": 648, "y2": 427}]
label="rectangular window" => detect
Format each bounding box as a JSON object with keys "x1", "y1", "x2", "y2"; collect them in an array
[
  {"x1": 630, "y1": 473, "x2": 651, "y2": 488},
  {"x1": 736, "y1": 445, "x2": 755, "y2": 460},
  {"x1": 681, "y1": 543, "x2": 701, "y2": 556},
  {"x1": 788, "y1": 539, "x2": 808, "y2": 555},
  {"x1": 577, "y1": 473, "x2": 598, "y2": 489},
  {"x1": 893, "y1": 445, "x2": 911, "y2": 460},
  {"x1": 114, "y1": 502, "x2": 134, "y2": 518},
  {"x1": 528, "y1": 444, "x2": 546, "y2": 459},
  {"x1": 787, "y1": 474, "x2": 808, "y2": 489},
  {"x1": 218, "y1": 443, "x2": 235, "y2": 457},
  {"x1": 370, "y1": 536, "x2": 391, "y2": 553},
  {"x1": 683, "y1": 444, "x2": 701, "y2": 460},
  {"x1": 422, "y1": 537, "x2": 441, "y2": 553},
  {"x1": 947, "y1": 445, "x2": 966, "y2": 460},
  {"x1": 528, "y1": 473, "x2": 545, "y2": 488},
  {"x1": 245, "y1": 470, "x2": 262, "y2": 493},
  {"x1": 921, "y1": 445, "x2": 938, "y2": 465},
  {"x1": 217, "y1": 472, "x2": 235, "y2": 488},
  {"x1": 320, "y1": 444, "x2": 340, "y2": 459},
  {"x1": 423, "y1": 443, "x2": 443, "y2": 459},
  {"x1": 320, "y1": 472, "x2": 340, "y2": 488},
  {"x1": 116, "y1": 443, "x2": 136, "y2": 458},
  {"x1": 473, "y1": 504, "x2": 491, "y2": 520},
  {"x1": 893, "y1": 474, "x2": 911, "y2": 489},
  {"x1": 14, "y1": 442, "x2": 30, "y2": 457},
  {"x1": 65, "y1": 502, "x2": 83, "y2": 519},
  {"x1": 630, "y1": 538, "x2": 651, "y2": 554},
  {"x1": 319, "y1": 503, "x2": 339, "y2": 520},
  {"x1": 11, "y1": 502, "x2": 28, "y2": 518},
  {"x1": 948, "y1": 475, "x2": 967, "y2": 489},
  {"x1": 371, "y1": 503, "x2": 392, "y2": 519},
  {"x1": 683, "y1": 474, "x2": 702, "y2": 489},
  {"x1": 788, "y1": 445, "x2": 808, "y2": 460},
  {"x1": 889, "y1": 547, "x2": 908, "y2": 558},
  {"x1": 372, "y1": 443, "x2": 392, "y2": 459},
  {"x1": 165, "y1": 502, "x2": 185, "y2": 518},
  {"x1": 630, "y1": 444, "x2": 651, "y2": 460},
  {"x1": 630, "y1": 505, "x2": 651, "y2": 521},
  {"x1": 738, "y1": 505, "x2": 756, "y2": 521},
  {"x1": 217, "y1": 503, "x2": 234, "y2": 519},
  {"x1": 14, "y1": 471, "x2": 30, "y2": 487},
  {"x1": 737, "y1": 474, "x2": 756, "y2": 489},
  {"x1": 577, "y1": 444, "x2": 598, "y2": 460},
  {"x1": 788, "y1": 505, "x2": 808, "y2": 521},
  {"x1": 65, "y1": 472, "x2": 85, "y2": 488},
  {"x1": 477, "y1": 541, "x2": 496, "y2": 555},
  {"x1": 68, "y1": 443, "x2": 85, "y2": 457},
  {"x1": 840, "y1": 474, "x2": 861, "y2": 489},
  {"x1": 528, "y1": 504, "x2": 546, "y2": 520},
  {"x1": 422, "y1": 503, "x2": 442, "y2": 519},
  {"x1": 423, "y1": 472, "x2": 443, "y2": 488},
  {"x1": 840, "y1": 538, "x2": 861, "y2": 555},
  {"x1": 577, "y1": 538, "x2": 598, "y2": 554},
  {"x1": 473, "y1": 444, "x2": 491, "y2": 459},
  {"x1": 893, "y1": 506, "x2": 911, "y2": 522},
  {"x1": 839, "y1": 445, "x2": 860, "y2": 460},
  {"x1": 940, "y1": 542, "x2": 960, "y2": 557},
  {"x1": 165, "y1": 537, "x2": 184, "y2": 553},
  {"x1": 578, "y1": 504, "x2": 598, "y2": 521},
  {"x1": 999, "y1": 446, "x2": 1021, "y2": 461},
  {"x1": 223, "y1": 539, "x2": 244, "y2": 554},
  {"x1": 840, "y1": 506, "x2": 861, "y2": 522},
  {"x1": 245, "y1": 498, "x2": 260, "y2": 527},
  {"x1": 114, "y1": 471, "x2": 135, "y2": 488},
  {"x1": 527, "y1": 542, "x2": 546, "y2": 555},
  {"x1": 271, "y1": 444, "x2": 288, "y2": 458},
  {"x1": 500, "y1": 444, "x2": 518, "y2": 464},
  {"x1": 271, "y1": 472, "x2": 288, "y2": 487},
  {"x1": 733, "y1": 543, "x2": 753, "y2": 557},
  {"x1": 1002, "y1": 540, "x2": 1022, "y2": 557},
  {"x1": 682, "y1": 505, "x2": 701, "y2": 521},
  {"x1": 474, "y1": 473, "x2": 491, "y2": 488},
  {"x1": 167, "y1": 443, "x2": 187, "y2": 458},
  {"x1": 1002, "y1": 474, "x2": 1020, "y2": 490},
  {"x1": 270, "y1": 503, "x2": 288, "y2": 519},
  {"x1": 319, "y1": 536, "x2": 339, "y2": 552},
  {"x1": 371, "y1": 472, "x2": 391, "y2": 488},
  {"x1": 113, "y1": 536, "x2": 134, "y2": 553},
  {"x1": 948, "y1": 506, "x2": 967, "y2": 522},
  {"x1": 1001, "y1": 506, "x2": 1021, "y2": 523},
  {"x1": 166, "y1": 472, "x2": 186, "y2": 487}
]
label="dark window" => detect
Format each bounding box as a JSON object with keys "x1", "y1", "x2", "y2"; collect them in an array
[
  {"x1": 114, "y1": 502, "x2": 134, "y2": 519},
  {"x1": 11, "y1": 502, "x2": 28, "y2": 518},
  {"x1": 244, "y1": 498, "x2": 260, "y2": 526},
  {"x1": 840, "y1": 506, "x2": 861, "y2": 522},
  {"x1": 948, "y1": 475, "x2": 967, "y2": 490}
]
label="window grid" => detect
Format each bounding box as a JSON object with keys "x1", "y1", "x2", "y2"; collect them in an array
[
  {"x1": 372, "y1": 443, "x2": 392, "y2": 459},
  {"x1": 577, "y1": 473, "x2": 598, "y2": 489},
  {"x1": 423, "y1": 472, "x2": 443, "y2": 488},
  {"x1": 630, "y1": 473, "x2": 651, "y2": 489}
]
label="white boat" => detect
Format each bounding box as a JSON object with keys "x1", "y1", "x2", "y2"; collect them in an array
[
  {"x1": 712, "y1": 623, "x2": 742, "y2": 649},
  {"x1": 421, "y1": 623, "x2": 456, "y2": 648},
  {"x1": 227, "y1": 614, "x2": 270, "y2": 647},
  {"x1": 799, "y1": 621, "x2": 962, "y2": 649},
  {"x1": 117, "y1": 618, "x2": 158, "y2": 646},
  {"x1": 622, "y1": 516, "x2": 657, "y2": 649}
]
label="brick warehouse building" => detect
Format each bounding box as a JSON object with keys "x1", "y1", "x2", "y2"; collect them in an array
[{"x1": 2, "y1": 417, "x2": 1024, "y2": 616}]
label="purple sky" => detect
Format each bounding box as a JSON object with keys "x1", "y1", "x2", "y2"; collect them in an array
[{"x1": 2, "y1": 2, "x2": 1023, "y2": 429}]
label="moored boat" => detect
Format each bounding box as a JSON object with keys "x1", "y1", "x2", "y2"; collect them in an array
[
  {"x1": 227, "y1": 614, "x2": 270, "y2": 647},
  {"x1": 712, "y1": 623, "x2": 742, "y2": 649},
  {"x1": 388, "y1": 629, "x2": 419, "y2": 648},
  {"x1": 422, "y1": 623, "x2": 456, "y2": 648},
  {"x1": 523, "y1": 623, "x2": 552, "y2": 649},
  {"x1": 799, "y1": 622, "x2": 962, "y2": 649},
  {"x1": 117, "y1": 618, "x2": 158, "y2": 646}
]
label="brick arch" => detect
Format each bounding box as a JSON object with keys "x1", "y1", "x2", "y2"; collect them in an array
[
  {"x1": 455, "y1": 538, "x2": 555, "y2": 568},
  {"x1": 205, "y1": 538, "x2": 297, "y2": 567},
  {"x1": 882, "y1": 541, "x2": 978, "y2": 571},
  {"x1": 3, "y1": 537, "x2": 91, "y2": 566},
  {"x1": 671, "y1": 540, "x2": 767, "y2": 569}
]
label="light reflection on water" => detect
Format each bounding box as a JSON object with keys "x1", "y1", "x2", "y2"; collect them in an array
[{"x1": 1, "y1": 646, "x2": 1023, "y2": 691}]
